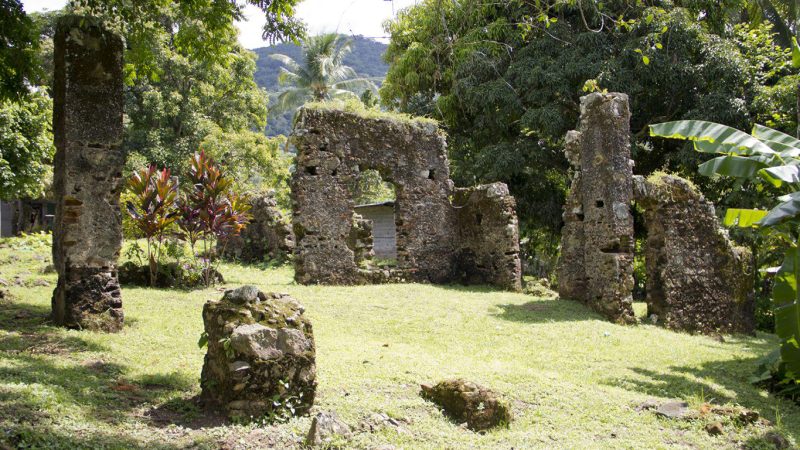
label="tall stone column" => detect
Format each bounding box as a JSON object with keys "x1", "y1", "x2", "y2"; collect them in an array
[
  {"x1": 51, "y1": 16, "x2": 125, "y2": 332},
  {"x1": 556, "y1": 93, "x2": 635, "y2": 324}
]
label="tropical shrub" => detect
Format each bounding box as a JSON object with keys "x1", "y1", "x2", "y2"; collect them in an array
[
  {"x1": 650, "y1": 120, "x2": 800, "y2": 394},
  {"x1": 125, "y1": 165, "x2": 179, "y2": 287},
  {"x1": 178, "y1": 152, "x2": 251, "y2": 287}
]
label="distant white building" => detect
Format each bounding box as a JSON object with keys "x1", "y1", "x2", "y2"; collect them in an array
[{"x1": 354, "y1": 200, "x2": 397, "y2": 260}]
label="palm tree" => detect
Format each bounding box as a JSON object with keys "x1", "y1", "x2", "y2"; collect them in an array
[{"x1": 269, "y1": 33, "x2": 378, "y2": 114}]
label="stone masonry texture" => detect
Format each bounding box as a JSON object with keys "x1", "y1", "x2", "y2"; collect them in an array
[
  {"x1": 634, "y1": 174, "x2": 755, "y2": 334},
  {"x1": 51, "y1": 16, "x2": 125, "y2": 332},
  {"x1": 201, "y1": 286, "x2": 316, "y2": 420},
  {"x1": 557, "y1": 93, "x2": 636, "y2": 324},
  {"x1": 290, "y1": 107, "x2": 521, "y2": 290}
]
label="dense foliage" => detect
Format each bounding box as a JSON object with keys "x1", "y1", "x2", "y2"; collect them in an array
[
  {"x1": 125, "y1": 152, "x2": 251, "y2": 288},
  {"x1": 0, "y1": 91, "x2": 54, "y2": 201},
  {"x1": 0, "y1": 0, "x2": 41, "y2": 100},
  {"x1": 651, "y1": 120, "x2": 800, "y2": 394},
  {"x1": 381, "y1": 1, "x2": 796, "y2": 264}
]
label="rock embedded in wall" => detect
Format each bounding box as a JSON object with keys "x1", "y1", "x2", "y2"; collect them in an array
[
  {"x1": 51, "y1": 16, "x2": 125, "y2": 332},
  {"x1": 556, "y1": 93, "x2": 636, "y2": 324}
]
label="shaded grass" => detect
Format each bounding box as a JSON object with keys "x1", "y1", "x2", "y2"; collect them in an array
[{"x1": 0, "y1": 238, "x2": 798, "y2": 449}]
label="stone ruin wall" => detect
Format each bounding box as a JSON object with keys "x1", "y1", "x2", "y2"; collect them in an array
[
  {"x1": 453, "y1": 184, "x2": 522, "y2": 291},
  {"x1": 291, "y1": 107, "x2": 521, "y2": 291},
  {"x1": 51, "y1": 16, "x2": 125, "y2": 332},
  {"x1": 634, "y1": 174, "x2": 755, "y2": 334},
  {"x1": 220, "y1": 193, "x2": 295, "y2": 263},
  {"x1": 558, "y1": 92, "x2": 755, "y2": 333},
  {"x1": 556, "y1": 93, "x2": 636, "y2": 324}
]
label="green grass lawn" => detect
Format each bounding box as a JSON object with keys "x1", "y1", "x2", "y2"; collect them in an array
[{"x1": 0, "y1": 235, "x2": 798, "y2": 449}]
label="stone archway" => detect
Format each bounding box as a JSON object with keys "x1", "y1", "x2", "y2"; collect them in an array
[{"x1": 290, "y1": 106, "x2": 522, "y2": 291}]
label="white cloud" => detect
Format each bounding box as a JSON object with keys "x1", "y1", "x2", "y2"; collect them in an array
[
  {"x1": 237, "y1": 0, "x2": 420, "y2": 48},
  {"x1": 21, "y1": 0, "x2": 420, "y2": 49},
  {"x1": 22, "y1": 0, "x2": 66, "y2": 13}
]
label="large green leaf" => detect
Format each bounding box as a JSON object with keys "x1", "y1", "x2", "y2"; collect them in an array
[
  {"x1": 758, "y1": 197, "x2": 800, "y2": 227},
  {"x1": 753, "y1": 124, "x2": 800, "y2": 149},
  {"x1": 698, "y1": 155, "x2": 768, "y2": 178},
  {"x1": 793, "y1": 37, "x2": 800, "y2": 69},
  {"x1": 774, "y1": 246, "x2": 800, "y2": 377},
  {"x1": 759, "y1": 164, "x2": 800, "y2": 188},
  {"x1": 723, "y1": 208, "x2": 768, "y2": 228},
  {"x1": 650, "y1": 120, "x2": 776, "y2": 155}
]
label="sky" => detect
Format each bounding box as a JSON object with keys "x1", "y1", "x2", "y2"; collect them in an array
[{"x1": 21, "y1": 0, "x2": 419, "y2": 48}]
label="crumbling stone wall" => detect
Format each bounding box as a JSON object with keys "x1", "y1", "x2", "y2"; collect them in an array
[
  {"x1": 453, "y1": 183, "x2": 522, "y2": 291},
  {"x1": 634, "y1": 174, "x2": 755, "y2": 334},
  {"x1": 556, "y1": 93, "x2": 636, "y2": 324},
  {"x1": 220, "y1": 193, "x2": 294, "y2": 263},
  {"x1": 291, "y1": 106, "x2": 521, "y2": 290},
  {"x1": 51, "y1": 16, "x2": 125, "y2": 332},
  {"x1": 201, "y1": 286, "x2": 316, "y2": 419}
]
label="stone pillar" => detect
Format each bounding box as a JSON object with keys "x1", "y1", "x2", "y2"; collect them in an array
[
  {"x1": 556, "y1": 93, "x2": 635, "y2": 324},
  {"x1": 51, "y1": 16, "x2": 125, "y2": 332}
]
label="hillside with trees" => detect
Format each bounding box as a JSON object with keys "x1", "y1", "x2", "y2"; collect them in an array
[{"x1": 253, "y1": 35, "x2": 388, "y2": 135}]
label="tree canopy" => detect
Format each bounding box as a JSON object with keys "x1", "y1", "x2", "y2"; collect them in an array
[{"x1": 381, "y1": 1, "x2": 796, "y2": 250}]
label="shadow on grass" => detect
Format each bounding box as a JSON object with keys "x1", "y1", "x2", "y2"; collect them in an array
[
  {"x1": 1, "y1": 423, "x2": 185, "y2": 449},
  {"x1": 492, "y1": 299, "x2": 598, "y2": 323},
  {"x1": 602, "y1": 355, "x2": 800, "y2": 443},
  {"x1": 146, "y1": 394, "x2": 229, "y2": 430},
  {"x1": 0, "y1": 295, "x2": 224, "y2": 447}
]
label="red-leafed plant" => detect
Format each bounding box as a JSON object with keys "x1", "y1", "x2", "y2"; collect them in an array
[
  {"x1": 125, "y1": 165, "x2": 179, "y2": 287},
  {"x1": 178, "y1": 151, "x2": 251, "y2": 286}
]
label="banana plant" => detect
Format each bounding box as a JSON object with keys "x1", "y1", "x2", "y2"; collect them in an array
[{"x1": 650, "y1": 120, "x2": 800, "y2": 382}]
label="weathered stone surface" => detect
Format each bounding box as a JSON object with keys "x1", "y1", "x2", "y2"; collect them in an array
[
  {"x1": 51, "y1": 16, "x2": 125, "y2": 332},
  {"x1": 654, "y1": 401, "x2": 691, "y2": 419},
  {"x1": 420, "y1": 379, "x2": 512, "y2": 431},
  {"x1": 453, "y1": 183, "x2": 522, "y2": 291},
  {"x1": 556, "y1": 93, "x2": 636, "y2": 324},
  {"x1": 305, "y1": 411, "x2": 352, "y2": 447},
  {"x1": 220, "y1": 193, "x2": 294, "y2": 263},
  {"x1": 633, "y1": 174, "x2": 755, "y2": 334},
  {"x1": 291, "y1": 107, "x2": 521, "y2": 290},
  {"x1": 200, "y1": 285, "x2": 316, "y2": 420}
]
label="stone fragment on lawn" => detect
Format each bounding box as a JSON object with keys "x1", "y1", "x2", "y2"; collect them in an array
[
  {"x1": 763, "y1": 431, "x2": 791, "y2": 449},
  {"x1": 420, "y1": 379, "x2": 512, "y2": 431},
  {"x1": 200, "y1": 285, "x2": 316, "y2": 420},
  {"x1": 705, "y1": 422, "x2": 724, "y2": 436},
  {"x1": 654, "y1": 401, "x2": 691, "y2": 419},
  {"x1": 305, "y1": 411, "x2": 352, "y2": 447}
]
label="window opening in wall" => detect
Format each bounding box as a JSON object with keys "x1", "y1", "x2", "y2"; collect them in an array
[{"x1": 350, "y1": 169, "x2": 398, "y2": 265}]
